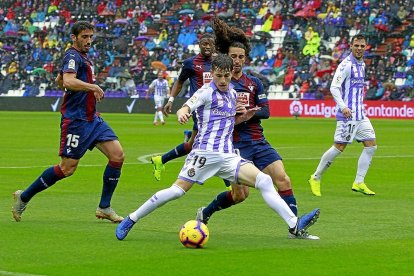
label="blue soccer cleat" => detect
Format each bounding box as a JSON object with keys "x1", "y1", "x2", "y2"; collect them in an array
[
  {"x1": 116, "y1": 216, "x2": 136, "y2": 240},
  {"x1": 289, "y1": 208, "x2": 320, "y2": 237}
]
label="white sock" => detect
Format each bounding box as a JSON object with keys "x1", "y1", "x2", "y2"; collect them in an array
[
  {"x1": 314, "y1": 146, "x2": 342, "y2": 180},
  {"x1": 153, "y1": 112, "x2": 158, "y2": 123},
  {"x1": 158, "y1": 111, "x2": 164, "y2": 122},
  {"x1": 355, "y1": 146, "x2": 377, "y2": 183},
  {"x1": 255, "y1": 172, "x2": 297, "y2": 228},
  {"x1": 129, "y1": 184, "x2": 185, "y2": 222}
]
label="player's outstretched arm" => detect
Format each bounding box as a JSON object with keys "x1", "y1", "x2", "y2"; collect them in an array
[
  {"x1": 235, "y1": 106, "x2": 261, "y2": 125},
  {"x1": 63, "y1": 73, "x2": 104, "y2": 102}
]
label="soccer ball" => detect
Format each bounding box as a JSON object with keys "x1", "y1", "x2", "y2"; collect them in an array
[{"x1": 179, "y1": 220, "x2": 209, "y2": 248}]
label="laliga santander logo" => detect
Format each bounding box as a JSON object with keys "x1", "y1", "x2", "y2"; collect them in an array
[
  {"x1": 289, "y1": 100, "x2": 336, "y2": 118},
  {"x1": 289, "y1": 100, "x2": 303, "y2": 116}
]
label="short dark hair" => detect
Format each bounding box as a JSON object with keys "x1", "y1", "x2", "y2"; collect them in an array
[
  {"x1": 211, "y1": 54, "x2": 233, "y2": 72},
  {"x1": 351, "y1": 34, "x2": 366, "y2": 44},
  {"x1": 200, "y1": 33, "x2": 215, "y2": 41},
  {"x1": 71, "y1": 21, "x2": 95, "y2": 36}
]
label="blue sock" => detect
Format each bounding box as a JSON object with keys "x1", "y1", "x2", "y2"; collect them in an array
[
  {"x1": 203, "y1": 191, "x2": 234, "y2": 219},
  {"x1": 161, "y1": 142, "x2": 191, "y2": 164},
  {"x1": 99, "y1": 161, "x2": 122, "y2": 209},
  {"x1": 21, "y1": 166, "x2": 66, "y2": 202},
  {"x1": 279, "y1": 189, "x2": 297, "y2": 216}
]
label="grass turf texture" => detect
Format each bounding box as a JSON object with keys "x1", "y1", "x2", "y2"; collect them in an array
[{"x1": 0, "y1": 111, "x2": 413, "y2": 275}]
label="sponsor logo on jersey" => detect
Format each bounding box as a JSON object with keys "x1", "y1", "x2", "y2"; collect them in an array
[
  {"x1": 203, "y1": 72, "x2": 212, "y2": 84},
  {"x1": 258, "y1": 94, "x2": 267, "y2": 99},
  {"x1": 237, "y1": 92, "x2": 250, "y2": 107}
]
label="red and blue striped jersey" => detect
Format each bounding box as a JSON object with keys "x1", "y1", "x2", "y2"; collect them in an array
[
  {"x1": 178, "y1": 54, "x2": 212, "y2": 96},
  {"x1": 232, "y1": 73, "x2": 269, "y2": 142},
  {"x1": 60, "y1": 47, "x2": 97, "y2": 122}
]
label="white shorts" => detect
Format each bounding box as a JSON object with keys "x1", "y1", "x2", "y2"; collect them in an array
[
  {"x1": 154, "y1": 95, "x2": 165, "y2": 109},
  {"x1": 334, "y1": 117, "x2": 376, "y2": 144},
  {"x1": 178, "y1": 150, "x2": 250, "y2": 185}
]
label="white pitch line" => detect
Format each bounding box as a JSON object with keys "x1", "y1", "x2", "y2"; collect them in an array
[
  {"x1": 0, "y1": 270, "x2": 46, "y2": 276},
  {"x1": 0, "y1": 154, "x2": 413, "y2": 169}
]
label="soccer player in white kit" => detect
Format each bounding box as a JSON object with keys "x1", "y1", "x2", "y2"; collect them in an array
[
  {"x1": 309, "y1": 34, "x2": 377, "y2": 196},
  {"x1": 147, "y1": 71, "x2": 170, "y2": 125},
  {"x1": 116, "y1": 54, "x2": 320, "y2": 241}
]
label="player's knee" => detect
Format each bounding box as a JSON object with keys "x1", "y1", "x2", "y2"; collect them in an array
[
  {"x1": 111, "y1": 151, "x2": 125, "y2": 163},
  {"x1": 255, "y1": 172, "x2": 273, "y2": 191},
  {"x1": 171, "y1": 184, "x2": 186, "y2": 199},
  {"x1": 60, "y1": 165, "x2": 77, "y2": 177},
  {"x1": 231, "y1": 187, "x2": 249, "y2": 203},
  {"x1": 365, "y1": 145, "x2": 377, "y2": 154},
  {"x1": 275, "y1": 174, "x2": 291, "y2": 191}
]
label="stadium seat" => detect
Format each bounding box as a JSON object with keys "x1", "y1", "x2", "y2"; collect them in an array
[
  {"x1": 253, "y1": 25, "x2": 262, "y2": 32},
  {"x1": 395, "y1": 78, "x2": 405, "y2": 86}
]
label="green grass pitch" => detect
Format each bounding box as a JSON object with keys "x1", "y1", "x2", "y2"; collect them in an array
[{"x1": 0, "y1": 111, "x2": 413, "y2": 275}]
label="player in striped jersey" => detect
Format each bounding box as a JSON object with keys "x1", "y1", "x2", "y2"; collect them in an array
[
  {"x1": 150, "y1": 33, "x2": 215, "y2": 180},
  {"x1": 147, "y1": 71, "x2": 170, "y2": 126},
  {"x1": 12, "y1": 21, "x2": 124, "y2": 223},
  {"x1": 196, "y1": 17, "x2": 319, "y2": 239},
  {"x1": 309, "y1": 34, "x2": 377, "y2": 196},
  {"x1": 116, "y1": 54, "x2": 320, "y2": 241}
]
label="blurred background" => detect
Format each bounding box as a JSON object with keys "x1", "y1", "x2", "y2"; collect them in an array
[{"x1": 0, "y1": 0, "x2": 413, "y2": 102}]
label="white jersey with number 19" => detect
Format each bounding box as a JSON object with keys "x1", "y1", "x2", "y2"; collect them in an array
[{"x1": 184, "y1": 82, "x2": 237, "y2": 154}]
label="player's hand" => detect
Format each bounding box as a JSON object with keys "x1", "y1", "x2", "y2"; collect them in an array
[
  {"x1": 176, "y1": 108, "x2": 191, "y2": 124},
  {"x1": 236, "y1": 106, "x2": 261, "y2": 124},
  {"x1": 342, "y1": 107, "x2": 352, "y2": 119},
  {"x1": 91, "y1": 85, "x2": 105, "y2": 102},
  {"x1": 177, "y1": 112, "x2": 191, "y2": 124},
  {"x1": 236, "y1": 102, "x2": 246, "y2": 114},
  {"x1": 55, "y1": 73, "x2": 64, "y2": 89},
  {"x1": 163, "y1": 101, "x2": 173, "y2": 117}
]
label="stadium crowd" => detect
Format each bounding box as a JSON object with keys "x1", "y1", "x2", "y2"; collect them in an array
[{"x1": 0, "y1": 0, "x2": 413, "y2": 101}]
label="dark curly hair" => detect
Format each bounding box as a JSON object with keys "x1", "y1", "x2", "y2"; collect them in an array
[{"x1": 212, "y1": 17, "x2": 251, "y2": 57}]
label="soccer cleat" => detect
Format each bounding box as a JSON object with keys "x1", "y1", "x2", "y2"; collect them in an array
[
  {"x1": 352, "y1": 182, "x2": 375, "y2": 195},
  {"x1": 195, "y1": 207, "x2": 210, "y2": 225},
  {"x1": 12, "y1": 190, "x2": 28, "y2": 222},
  {"x1": 95, "y1": 207, "x2": 124, "y2": 223},
  {"x1": 289, "y1": 208, "x2": 320, "y2": 237},
  {"x1": 308, "y1": 175, "x2": 321, "y2": 196},
  {"x1": 161, "y1": 121, "x2": 166, "y2": 125},
  {"x1": 288, "y1": 231, "x2": 320, "y2": 240},
  {"x1": 116, "y1": 216, "x2": 136, "y2": 240},
  {"x1": 153, "y1": 122, "x2": 159, "y2": 126},
  {"x1": 151, "y1": 155, "x2": 165, "y2": 181},
  {"x1": 183, "y1": 130, "x2": 192, "y2": 142}
]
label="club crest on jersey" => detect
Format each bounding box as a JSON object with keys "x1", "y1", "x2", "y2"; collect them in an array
[
  {"x1": 187, "y1": 168, "x2": 195, "y2": 177},
  {"x1": 68, "y1": 59, "x2": 76, "y2": 70}
]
